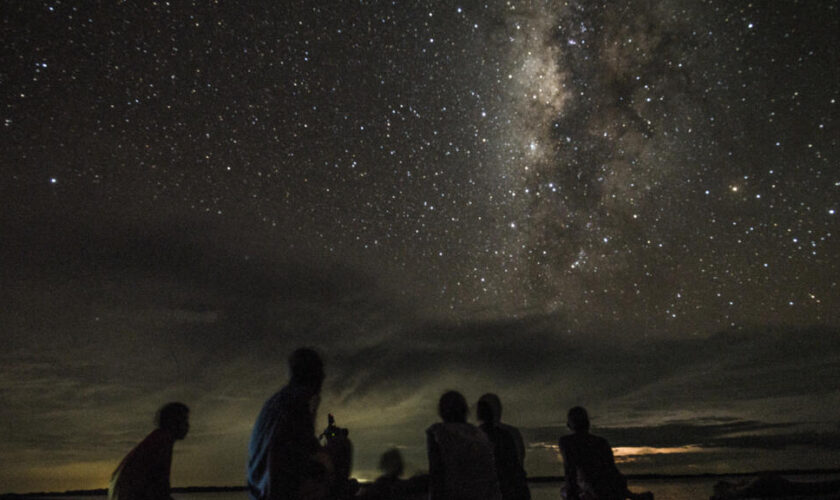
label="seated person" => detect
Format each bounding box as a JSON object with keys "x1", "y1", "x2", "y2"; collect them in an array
[
  {"x1": 477, "y1": 396, "x2": 530, "y2": 500},
  {"x1": 359, "y1": 448, "x2": 411, "y2": 500},
  {"x1": 559, "y1": 406, "x2": 652, "y2": 500},
  {"x1": 478, "y1": 393, "x2": 526, "y2": 467}
]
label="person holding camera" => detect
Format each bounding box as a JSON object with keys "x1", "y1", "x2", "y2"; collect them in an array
[
  {"x1": 247, "y1": 347, "x2": 357, "y2": 500},
  {"x1": 247, "y1": 348, "x2": 330, "y2": 500}
]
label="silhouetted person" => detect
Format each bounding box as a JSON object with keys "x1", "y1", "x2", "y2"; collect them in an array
[
  {"x1": 108, "y1": 402, "x2": 190, "y2": 500},
  {"x1": 559, "y1": 407, "x2": 652, "y2": 500},
  {"x1": 248, "y1": 347, "x2": 332, "y2": 500},
  {"x1": 361, "y1": 448, "x2": 404, "y2": 499},
  {"x1": 357, "y1": 448, "x2": 412, "y2": 500},
  {"x1": 379, "y1": 448, "x2": 404, "y2": 480},
  {"x1": 426, "y1": 390, "x2": 502, "y2": 500},
  {"x1": 478, "y1": 394, "x2": 526, "y2": 467},
  {"x1": 477, "y1": 396, "x2": 530, "y2": 500}
]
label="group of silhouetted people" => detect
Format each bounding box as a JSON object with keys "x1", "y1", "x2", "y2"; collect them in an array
[
  {"x1": 108, "y1": 347, "x2": 653, "y2": 500},
  {"x1": 425, "y1": 390, "x2": 529, "y2": 500}
]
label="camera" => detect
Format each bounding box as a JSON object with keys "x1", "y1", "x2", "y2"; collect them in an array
[{"x1": 320, "y1": 413, "x2": 349, "y2": 444}]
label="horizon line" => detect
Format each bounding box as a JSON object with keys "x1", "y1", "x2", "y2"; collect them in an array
[{"x1": 3, "y1": 468, "x2": 840, "y2": 498}]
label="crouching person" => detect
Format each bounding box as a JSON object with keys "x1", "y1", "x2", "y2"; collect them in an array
[{"x1": 109, "y1": 402, "x2": 190, "y2": 500}]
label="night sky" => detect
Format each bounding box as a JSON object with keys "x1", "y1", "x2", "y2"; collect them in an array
[{"x1": 1, "y1": 0, "x2": 839, "y2": 493}]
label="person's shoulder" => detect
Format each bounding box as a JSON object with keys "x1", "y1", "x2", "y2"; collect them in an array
[
  {"x1": 491, "y1": 424, "x2": 520, "y2": 453},
  {"x1": 428, "y1": 422, "x2": 484, "y2": 441},
  {"x1": 497, "y1": 423, "x2": 520, "y2": 439},
  {"x1": 255, "y1": 386, "x2": 298, "y2": 420},
  {"x1": 454, "y1": 421, "x2": 483, "y2": 436},
  {"x1": 285, "y1": 383, "x2": 321, "y2": 403},
  {"x1": 560, "y1": 432, "x2": 592, "y2": 452},
  {"x1": 591, "y1": 433, "x2": 610, "y2": 446},
  {"x1": 263, "y1": 385, "x2": 288, "y2": 401},
  {"x1": 143, "y1": 428, "x2": 173, "y2": 446},
  {"x1": 427, "y1": 421, "x2": 463, "y2": 433},
  {"x1": 127, "y1": 428, "x2": 174, "y2": 462},
  {"x1": 261, "y1": 386, "x2": 289, "y2": 409},
  {"x1": 587, "y1": 433, "x2": 614, "y2": 452},
  {"x1": 500, "y1": 422, "x2": 521, "y2": 434},
  {"x1": 487, "y1": 423, "x2": 512, "y2": 440},
  {"x1": 276, "y1": 383, "x2": 317, "y2": 405},
  {"x1": 559, "y1": 433, "x2": 574, "y2": 445}
]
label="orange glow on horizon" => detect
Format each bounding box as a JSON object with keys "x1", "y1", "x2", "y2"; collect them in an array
[
  {"x1": 531, "y1": 441, "x2": 710, "y2": 464},
  {"x1": 613, "y1": 445, "x2": 708, "y2": 463},
  {"x1": 2, "y1": 460, "x2": 115, "y2": 494}
]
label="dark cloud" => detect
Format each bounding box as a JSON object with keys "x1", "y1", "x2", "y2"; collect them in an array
[
  {"x1": 528, "y1": 418, "x2": 781, "y2": 447},
  {"x1": 327, "y1": 318, "x2": 840, "y2": 405},
  {"x1": 710, "y1": 430, "x2": 840, "y2": 451},
  {"x1": 2, "y1": 223, "x2": 839, "y2": 487}
]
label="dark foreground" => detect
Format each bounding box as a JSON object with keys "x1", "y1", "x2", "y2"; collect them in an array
[{"x1": 4, "y1": 470, "x2": 840, "y2": 500}]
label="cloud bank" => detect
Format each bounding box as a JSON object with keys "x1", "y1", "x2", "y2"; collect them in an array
[{"x1": 1, "y1": 211, "x2": 838, "y2": 489}]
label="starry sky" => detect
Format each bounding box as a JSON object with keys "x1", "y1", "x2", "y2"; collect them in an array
[{"x1": 1, "y1": 0, "x2": 839, "y2": 493}]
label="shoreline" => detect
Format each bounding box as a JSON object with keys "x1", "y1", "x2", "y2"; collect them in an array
[{"x1": 4, "y1": 468, "x2": 839, "y2": 498}]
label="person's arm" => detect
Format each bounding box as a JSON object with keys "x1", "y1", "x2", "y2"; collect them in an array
[
  {"x1": 163, "y1": 444, "x2": 173, "y2": 500},
  {"x1": 266, "y1": 437, "x2": 296, "y2": 500},
  {"x1": 427, "y1": 428, "x2": 445, "y2": 500},
  {"x1": 602, "y1": 439, "x2": 629, "y2": 495},
  {"x1": 266, "y1": 394, "x2": 324, "y2": 500},
  {"x1": 136, "y1": 437, "x2": 173, "y2": 500},
  {"x1": 495, "y1": 427, "x2": 519, "y2": 478},
  {"x1": 511, "y1": 426, "x2": 526, "y2": 467},
  {"x1": 559, "y1": 438, "x2": 579, "y2": 500}
]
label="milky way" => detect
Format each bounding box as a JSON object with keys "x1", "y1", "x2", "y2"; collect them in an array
[{"x1": 4, "y1": 1, "x2": 837, "y2": 336}]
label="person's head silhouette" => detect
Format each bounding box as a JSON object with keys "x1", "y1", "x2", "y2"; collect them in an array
[
  {"x1": 378, "y1": 448, "x2": 404, "y2": 478},
  {"x1": 477, "y1": 393, "x2": 502, "y2": 424},
  {"x1": 438, "y1": 390, "x2": 468, "y2": 423},
  {"x1": 567, "y1": 406, "x2": 590, "y2": 433},
  {"x1": 289, "y1": 347, "x2": 325, "y2": 392},
  {"x1": 156, "y1": 402, "x2": 190, "y2": 440}
]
